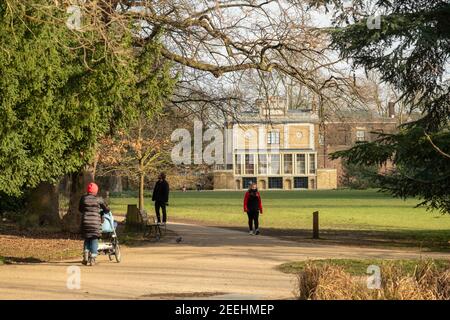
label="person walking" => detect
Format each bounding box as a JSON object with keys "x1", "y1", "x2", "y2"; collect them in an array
[
  {"x1": 243, "y1": 183, "x2": 263, "y2": 235},
  {"x1": 79, "y1": 182, "x2": 110, "y2": 266},
  {"x1": 152, "y1": 172, "x2": 170, "y2": 224}
]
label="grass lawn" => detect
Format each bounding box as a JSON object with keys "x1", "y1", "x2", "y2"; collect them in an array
[
  {"x1": 109, "y1": 189, "x2": 450, "y2": 250},
  {"x1": 278, "y1": 259, "x2": 450, "y2": 276}
]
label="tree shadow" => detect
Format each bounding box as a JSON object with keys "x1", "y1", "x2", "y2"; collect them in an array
[
  {"x1": 0, "y1": 222, "x2": 81, "y2": 240},
  {"x1": 2, "y1": 256, "x2": 45, "y2": 264},
  {"x1": 212, "y1": 225, "x2": 450, "y2": 251},
  {"x1": 117, "y1": 226, "x2": 179, "y2": 248}
]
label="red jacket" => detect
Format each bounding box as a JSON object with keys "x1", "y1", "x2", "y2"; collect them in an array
[{"x1": 243, "y1": 191, "x2": 263, "y2": 213}]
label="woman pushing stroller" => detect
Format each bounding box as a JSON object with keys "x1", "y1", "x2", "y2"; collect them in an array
[{"x1": 79, "y1": 182, "x2": 110, "y2": 266}]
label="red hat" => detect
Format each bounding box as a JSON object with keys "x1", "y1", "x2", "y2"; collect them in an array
[{"x1": 87, "y1": 182, "x2": 99, "y2": 195}]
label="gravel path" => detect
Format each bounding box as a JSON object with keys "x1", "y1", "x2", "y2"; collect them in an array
[{"x1": 1, "y1": 222, "x2": 449, "y2": 300}]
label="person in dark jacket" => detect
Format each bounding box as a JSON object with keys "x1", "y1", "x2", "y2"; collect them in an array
[
  {"x1": 79, "y1": 182, "x2": 110, "y2": 266},
  {"x1": 152, "y1": 172, "x2": 170, "y2": 224},
  {"x1": 243, "y1": 183, "x2": 263, "y2": 235}
]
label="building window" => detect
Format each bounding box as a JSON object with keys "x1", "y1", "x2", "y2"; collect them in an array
[
  {"x1": 309, "y1": 154, "x2": 316, "y2": 174},
  {"x1": 294, "y1": 177, "x2": 309, "y2": 189},
  {"x1": 234, "y1": 154, "x2": 242, "y2": 175},
  {"x1": 356, "y1": 130, "x2": 365, "y2": 142},
  {"x1": 296, "y1": 154, "x2": 306, "y2": 174},
  {"x1": 242, "y1": 177, "x2": 257, "y2": 189},
  {"x1": 268, "y1": 177, "x2": 283, "y2": 189},
  {"x1": 267, "y1": 131, "x2": 280, "y2": 145},
  {"x1": 283, "y1": 154, "x2": 293, "y2": 174},
  {"x1": 258, "y1": 154, "x2": 267, "y2": 175},
  {"x1": 244, "y1": 154, "x2": 255, "y2": 175},
  {"x1": 269, "y1": 154, "x2": 280, "y2": 175}
]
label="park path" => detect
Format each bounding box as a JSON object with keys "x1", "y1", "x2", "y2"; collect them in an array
[{"x1": 1, "y1": 222, "x2": 450, "y2": 300}]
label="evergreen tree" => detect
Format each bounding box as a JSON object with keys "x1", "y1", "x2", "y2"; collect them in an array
[
  {"x1": 316, "y1": 0, "x2": 450, "y2": 213},
  {"x1": 0, "y1": 1, "x2": 175, "y2": 225}
]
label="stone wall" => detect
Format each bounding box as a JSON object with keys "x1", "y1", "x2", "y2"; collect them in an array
[{"x1": 317, "y1": 169, "x2": 337, "y2": 190}]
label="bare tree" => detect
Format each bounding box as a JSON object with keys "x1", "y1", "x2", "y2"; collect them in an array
[
  {"x1": 34, "y1": 1, "x2": 367, "y2": 226},
  {"x1": 54, "y1": 1, "x2": 356, "y2": 100},
  {"x1": 96, "y1": 113, "x2": 174, "y2": 211}
]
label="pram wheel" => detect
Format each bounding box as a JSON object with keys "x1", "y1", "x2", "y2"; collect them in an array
[{"x1": 114, "y1": 243, "x2": 121, "y2": 263}]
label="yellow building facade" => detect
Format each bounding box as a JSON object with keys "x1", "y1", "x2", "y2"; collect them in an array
[{"x1": 213, "y1": 98, "x2": 337, "y2": 190}]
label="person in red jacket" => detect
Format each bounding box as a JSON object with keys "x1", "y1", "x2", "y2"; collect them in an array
[{"x1": 243, "y1": 183, "x2": 263, "y2": 235}]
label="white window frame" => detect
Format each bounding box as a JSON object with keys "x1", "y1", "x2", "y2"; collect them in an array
[
  {"x1": 258, "y1": 154, "x2": 268, "y2": 175},
  {"x1": 356, "y1": 130, "x2": 365, "y2": 142},
  {"x1": 295, "y1": 153, "x2": 306, "y2": 175},
  {"x1": 283, "y1": 154, "x2": 293, "y2": 175},
  {"x1": 267, "y1": 130, "x2": 280, "y2": 145},
  {"x1": 268, "y1": 153, "x2": 281, "y2": 175},
  {"x1": 308, "y1": 153, "x2": 317, "y2": 175},
  {"x1": 234, "y1": 154, "x2": 243, "y2": 175},
  {"x1": 244, "y1": 154, "x2": 255, "y2": 175}
]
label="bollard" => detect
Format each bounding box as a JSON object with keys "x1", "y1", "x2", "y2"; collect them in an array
[{"x1": 313, "y1": 211, "x2": 319, "y2": 239}]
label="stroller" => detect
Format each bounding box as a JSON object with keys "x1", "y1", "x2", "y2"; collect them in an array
[{"x1": 97, "y1": 211, "x2": 121, "y2": 263}]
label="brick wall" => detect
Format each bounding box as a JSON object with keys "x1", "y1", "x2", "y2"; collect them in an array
[{"x1": 318, "y1": 120, "x2": 397, "y2": 187}]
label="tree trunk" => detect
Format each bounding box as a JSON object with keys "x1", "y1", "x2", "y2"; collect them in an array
[
  {"x1": 138, "y1": 172, "x2": 145, "y2": 212},
  {"x1": 25, "y1": 182, "x2": 60, "y2": 228},
  {"x1": 62, "y1": 169, "x2": 94, "y2": 233},
  {"x1": 59, "y1": 175, "x2": 72, "y2": 197},
  {"x1": 109, "y1": 174, "x2": 123, "y2": 193}
]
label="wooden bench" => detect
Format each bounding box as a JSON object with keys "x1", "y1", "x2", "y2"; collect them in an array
[
  {"x1": 139, "y1": 210, "x2": 165, "y2": 241},
  {"x1": 125, "y1": 204, "x2": 166, "y2": 241}
]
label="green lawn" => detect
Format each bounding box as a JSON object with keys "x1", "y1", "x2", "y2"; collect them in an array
[{"x1": 109, "y1": 189, "x2": 450, "y2": 249}]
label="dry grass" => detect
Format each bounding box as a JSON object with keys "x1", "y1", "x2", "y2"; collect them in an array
[{"x1": 296, "y1": 260, "x2": 450, "y2": 300}]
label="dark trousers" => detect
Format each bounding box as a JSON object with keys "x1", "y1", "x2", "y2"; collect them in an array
[
  {"x1": 155, "y1": 201, "x2": 167, "y2": 223},
  {"x1": 247, "y1": 211, "x2": 259, "y2": 231}
]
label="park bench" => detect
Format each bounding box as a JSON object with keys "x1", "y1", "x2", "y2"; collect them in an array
[
  {"x1": 125, "y1": 204, "x2": 167, "y2": 241},
  {"x1": 139, "y1": 210, "x2": 166, "y2": 241}
]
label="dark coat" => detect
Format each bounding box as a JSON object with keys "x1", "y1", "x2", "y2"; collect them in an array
[
  {"x1": 152, "y1": 179, "x2": 169, "y2": 203},
  {"x1": 79, "y1": 194, "x2": 109, "y2": 239},
  {"x1": 243, "y1": 190, "x2": 263, "y2": 213}
]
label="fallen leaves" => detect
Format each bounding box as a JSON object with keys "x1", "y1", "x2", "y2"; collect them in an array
[{"x1": 0, "y1": 222, "x2": 81, "y2": 263}]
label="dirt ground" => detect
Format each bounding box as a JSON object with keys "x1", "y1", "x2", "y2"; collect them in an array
[
  {"x1": 1, "y1": 222, "x2": 450, "y2": 300},
  {"x1": 0, "y1": 222, "x2": 81, "y2": 263}
]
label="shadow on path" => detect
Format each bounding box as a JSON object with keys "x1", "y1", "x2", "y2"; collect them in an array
[{"x1": 168, "y1": 218, "x2": 450, "y2": 252}]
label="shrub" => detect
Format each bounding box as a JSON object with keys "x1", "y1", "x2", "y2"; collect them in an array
[{"x1": 296, "y1": 260, "x2": 450, "y2": 300}]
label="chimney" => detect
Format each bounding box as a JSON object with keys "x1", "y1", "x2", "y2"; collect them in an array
[{"x1": 388, "y1": 101, "x2": 395, "y2": 118}]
